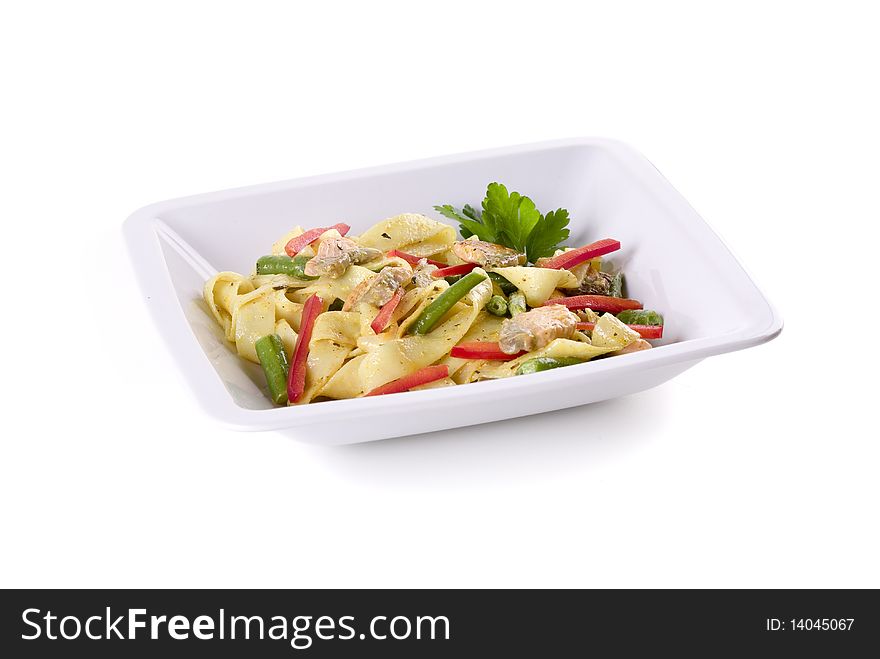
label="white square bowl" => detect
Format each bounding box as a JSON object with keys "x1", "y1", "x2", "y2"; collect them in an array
[{"x1": 124, "y1": 138, "x2": 781, "y2": 444}]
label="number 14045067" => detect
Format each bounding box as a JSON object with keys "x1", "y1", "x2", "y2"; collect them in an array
[{"x1": 766, "y1": 618, "x2": 854, "y2": 631}]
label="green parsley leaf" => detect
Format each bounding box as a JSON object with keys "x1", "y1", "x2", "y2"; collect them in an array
[
  {"x1": 460, "y1": 204, "x2": 481, "y2": 238},
  {"x1": 433, "y1": 204, "x2": 486, "y2": 241},
  {"x1": 526, "y1": 208, "x2": 571, "y2": 262},
  {"x1": 462, "y1": 204, "x2": 480, "y2": 221},
  {"x1": 435, "y1": 182, "x2": 571, "y2": 263},
  {"x1": 481, "y1": 183, "x2": 540, "y2": 253},
  {"x1": 434, "y1": 203, "x2": 468, "y2": 224}
]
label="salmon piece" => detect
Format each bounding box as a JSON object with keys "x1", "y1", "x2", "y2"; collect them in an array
[
  {"x1": 498, "y1": 304, "x2": 579, "y2": 354},
  {"x1": 360, "y1": 267, "x2": 411, "y2": 306},
  {"x1": 341, "y1": 277, "x2": 373, "y2": 312},
  {"x1": 343, "y1": 266, "x2": 412, "y2": 310},
  {"x1": 304, "y1": 237, "x2": 382, "y2": 278},
  {"x1": 574, "y1": 269, "x2": 613, "y2": 295},
  {"x1": 411, "y1": 258, "x2": 439, "y2": 288},
  {"x1": 452, "y1": 240, "x2": 526, "y2": 268}
]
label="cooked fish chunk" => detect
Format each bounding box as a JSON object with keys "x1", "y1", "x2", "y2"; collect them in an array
[
  {"x1": 411, "y1": 258, "x2": 438, "y2": 288},
  {"x1": 575, "y1": 308, "x2": 599, "y2": 323},
  {"x1": 341, "y1": 276, "x2": 372, "y2": 312},
  {"x1": 360, "y1": 266, "x2": 411, "y2": 306},
  {"x1": 499, "y1": 304, "x2": 579, "y2": 354},
  {"x1": 304, "y1": 236, "x2": 382, "y2": 278},
  {"x1": 574, "y1": 269, "x2": 613, "y2": 295},
  {"x1": 343, "y1": 266, "x2": 412, "y2": 310},
  {"x1": 452, "y1": 240, "x2": 526, "y2": 268}
]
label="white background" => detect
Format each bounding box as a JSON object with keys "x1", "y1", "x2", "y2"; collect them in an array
[{"x1": 2, "y1": 1, "x2": 878, "y2": 588}]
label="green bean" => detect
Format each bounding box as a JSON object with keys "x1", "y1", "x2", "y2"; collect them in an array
[
  {"x1": 255, "y1": 334, "x2": 290, "y2": 405},
  {"x1": 409, "y1": 272, "x2": 487, "y2": 335},
  {"x1": 609, "y1": 272, "x2": 625, "y2": 299},
  {"x1": 508, "y1": 291, "x2": 527, "y2": 316},
  {"x1": 444, "y1": 274, "x2": 463, "y2": 285},
  {"x1": 255, "y1": 255, "x2": 317, "y2": 280},
  {"x1": 488, "y1": 271, "x2": 518, "y2": 295},
  {"x1": 486, "y1": 295, "x2": 508, "y2": 316},
  {"x1": 617, "y1": 309, "x2": 664, "y2": 326},
  {"x1": 516, "y1": 356, "x2": 586, "y2": 376}
]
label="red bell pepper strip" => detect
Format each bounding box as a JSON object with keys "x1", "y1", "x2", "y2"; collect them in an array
[
  {"x1": 431, "y1": 262, "x2": 478, "y2": 278},
  {"x1": 576, "y1": 322, "x2": 663, "y2": 339},
  {"x1": 450, "y1": 341, "x2": 525, "y2": 361},
  {"x1": 545, "y1": 295, "x2": 643, "y2": 314},
  {"x1": 540, "y1": 238, "x2": 621, "y2": 270},
  {"x1": 364, "y1": 364, "x2": 449, "y2": 397},
  {"x1": 284, "y1": 223, "x2": 351, "y2": 257},
  {"x1": 386, "y1": 249, "x2": 447, "y2": 268},
  {"x1": 370, "y1": 287, "x2": 404, "y2": 334},
  {"x1": 287, "y1": 294, "x2": 323, "y2": 402}
]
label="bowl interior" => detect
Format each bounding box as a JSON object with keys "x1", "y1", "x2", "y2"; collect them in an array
[{"x1": 150, "y1": 142, "x2": 766, "y2": 410}]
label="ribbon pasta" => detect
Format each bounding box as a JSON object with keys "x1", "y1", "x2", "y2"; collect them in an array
[
  {"x1": 490, "y1": 267, "x2": 578, "y2": 307},
  {"x1": 202, "y1": 213, "x2": 646, "y2": 406},
  {"x1": 357, "y1": 213, "x2": 455, "y2": 257}
]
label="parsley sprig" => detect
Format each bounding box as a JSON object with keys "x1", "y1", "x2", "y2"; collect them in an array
[{"x1": 435, "y1": 183, "x2": 570, "y2": 263}]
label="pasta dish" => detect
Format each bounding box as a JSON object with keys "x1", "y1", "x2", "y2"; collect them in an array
[{"x1": 203, "y1": 183, "x2": 665, "y2": 406}]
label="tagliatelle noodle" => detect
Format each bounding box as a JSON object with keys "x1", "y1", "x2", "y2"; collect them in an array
[
  {"x1": 296, "y1": 311, "x2": 362, "y2": 404},
  {"x1": 490, "y1": 267, "x2": 579, "y2": 307},
  {"x1": 204, "y1": 272, "x2": 256, "y2": 340},
  {"x1": 356, "y1": 273, "x2": 492, "y2": 393},
  {"x1": 357, "y1": 213, "x2": 456, "y2": 257},
  {"x1": 230, "y1": 285, "x2": 277, "y2": 363}
]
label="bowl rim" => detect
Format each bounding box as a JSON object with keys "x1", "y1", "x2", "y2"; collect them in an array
[{"x1": 123, "y1": 137, "x2": 783, "y2": 430}]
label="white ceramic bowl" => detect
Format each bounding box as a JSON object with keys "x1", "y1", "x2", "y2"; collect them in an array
[{"x1": 124, "y1": 138, "x2": 782, "y2": 443}]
